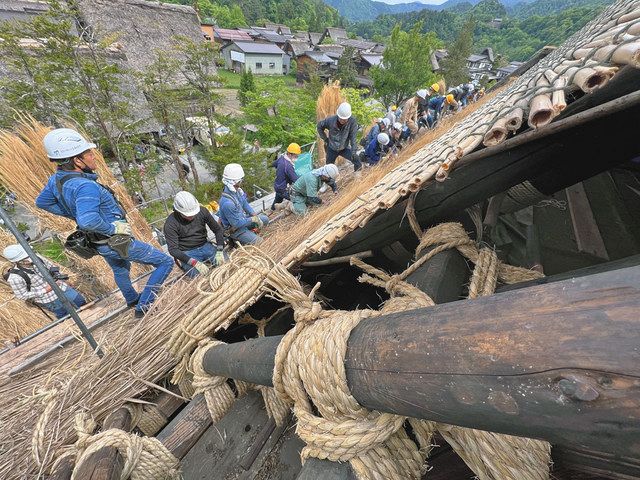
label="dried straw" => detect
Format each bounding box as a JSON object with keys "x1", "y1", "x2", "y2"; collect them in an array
[{"x1": 316, "y1": 81, "x2": 345, "y2": 166}]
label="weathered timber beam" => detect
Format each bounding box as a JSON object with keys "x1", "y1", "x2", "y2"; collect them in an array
[
  {"x1": 72, "y1": 407, "x2": 132, "y2": 480},
  {"x1": 157, "y1": 393, "x2": 212, "y2": 460},
  {"x1": 319, "y1": 86, "x2": 640, "y2": 259},
  {"x1": 202, "y1": 266, "x2": 640, "y2": 476}
]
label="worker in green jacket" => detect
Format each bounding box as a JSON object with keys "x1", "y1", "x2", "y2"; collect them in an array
[{"x1": 290, "y1": 164, "x2": 340, "y2": 215}]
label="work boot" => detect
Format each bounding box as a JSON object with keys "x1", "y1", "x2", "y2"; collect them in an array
[
  {"x1": 127, "y1": 294, "x2": 140, "y2": 309},
  {"x1": 134, "y1": 309, "x2": 145, "y2": 319}
]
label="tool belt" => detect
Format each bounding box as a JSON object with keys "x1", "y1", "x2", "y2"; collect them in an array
[{"x1": 65, "y1": 230, "x2": 132, "y2": 260}]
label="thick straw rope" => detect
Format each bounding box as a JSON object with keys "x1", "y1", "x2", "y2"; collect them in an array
[
  {"x1": 125, "y1": 403, "x2": 169, "y2": 437},
  {"x1": 70, "y1": 412, "x2": 179, "y2": 480}
]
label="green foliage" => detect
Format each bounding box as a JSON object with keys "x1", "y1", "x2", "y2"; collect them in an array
[
  {"x1": 442, "y1": 17, "x2": 474, "y2": 86},
  {"x1": 242, "y1": 80, "x2": 317, "y2": 147},
  {"x1": 165, "y1": 0, "x2": 345, "y2": 32},
  {"x1": 140, "y1": 199, "x2": 170, "y2": 224},
  {"x1": 201, "y1": 133, "x2": 275, "y2": 194},
  {"x1": 370, "y1": 24, "x2": 440, "y2": 106},
  {"x1": 471, "y1": 0, "x2": 506, "y2": 21},
  {"x1": 335, "y1": 46, "x2": 359, "y2": 89},
  {"x1": 238, "y1": 69, "x2": 256, "y2": 106},
  {"x1": 193, "y1": 181, "x2": 223, "y2": 204},
  {"x1": 32, "y1": 238, "x2": 68, "y2": 265},
  {"x1": 323, "y1": 0, "x2": 440, "y2": 22}
]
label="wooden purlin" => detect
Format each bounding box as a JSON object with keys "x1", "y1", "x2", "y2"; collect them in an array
[{"x1": 279, "y1": 0, "x2": 640, "y2": 268}]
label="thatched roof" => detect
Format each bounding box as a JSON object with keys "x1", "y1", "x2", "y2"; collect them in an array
[
  {"x1": 338, "y1": 38, "x2": 378, "y2": 52},
  {"x1": 0, "y1": 0, "x2": 47, "y2": 22},
  {"x1": 309, "y1": 32, "x2": 322, "y2": 46},
  {"x1": 285, "y1": 40, "x2": 312, "y2": 58},
  {"x1": 75, "y1": 0, "x2": 208, "y2": 73}
]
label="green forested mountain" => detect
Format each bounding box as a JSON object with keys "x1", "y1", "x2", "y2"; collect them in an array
[
  {"x1": 323, "y1": 0, "x2": 433, "y2": 22},
  {"x1": 162, "y1": 0, "x2": 345, "y2": 31},
  {"x1": 353, "y1": 0, "x2": 613, "y2": 61}
]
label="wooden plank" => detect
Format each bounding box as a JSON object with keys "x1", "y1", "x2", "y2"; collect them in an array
[
  {"x1": 297, "y1": 459, "x2": 354, "y2": 480},
  {"x1": 156, "y1": 393, "x2": 212, "y2": 460},
  {"x1": 566, "y1": 182, "x2": 609, "y2": 260}
]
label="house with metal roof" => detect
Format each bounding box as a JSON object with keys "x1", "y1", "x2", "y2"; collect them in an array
[
  {"x1": 0, "y1": 0, "x2": 48, "y2": 22},
  {"x1": 221, "y1": 41, "x2": 287, "y2": 75},
  {"x1": 357, "y1": 53, "x2": 383, "y2": 76},
  {"x1": 208, "y1": 27, "x2": 253, "y2": 47}
]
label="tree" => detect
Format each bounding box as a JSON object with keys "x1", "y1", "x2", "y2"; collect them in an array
[
  {"x1": 238, "y1": 68, "x2": 256, "y2": 106},
  {"x1": 335, "y1": 46, "x2": 359, "y2": 89},
  {"x1": 242, "y1": 79, "x2": 317, "y2": 147},
  {"x1": 0, "y1": 0, "x2": 137, "y2": 175},
  {"x1": 442, "y1": 17, "x2": 475, "y2": 86},
  {"x1": 370, "y1": 24, "x2": 441, "y2": 106}
]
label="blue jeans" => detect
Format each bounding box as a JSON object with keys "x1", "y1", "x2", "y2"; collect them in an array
[
  {"x1": 230, "y1": 214, "x2": 270, "y2": 245},
  {"x1": 326, "y1": 147, "x2": 362, "y2": 171},
  {"x1": 180, "y1": 243, "x2": 217, "y2": 278},
  {"x1": 96, "y1": 239, "x2": 174, "y2": 313},
  {"x1": 43, "y1": 286, "x2": 86, "y2": 319}
]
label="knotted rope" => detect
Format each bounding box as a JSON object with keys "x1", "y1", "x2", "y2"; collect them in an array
[
  {"x1": 125, "y1": 403, "x2": 168, "y2": 437},
  {"x1": 70, "y1": 412, "x2": 180, "y2": 480}
]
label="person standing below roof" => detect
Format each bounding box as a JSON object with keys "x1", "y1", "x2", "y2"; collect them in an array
[
  {"x1": 290, "y1": 164, "x2": 340, "y2": 216},
  {"x1": 362, "y1": 132, "x2": 391, "y2": 166},
  {"x1": 218, "y1": 163, "x2": 269, "y2": 245},
  {"x1": 163, "y1": 191, "x2": 225, "y2": 278},
  {"x1": 35, "y1": 128, "x2": 173, "y2": 319},
  {"x1": 271, "y1": 143, "x2": 300, "y2": 211},
  {"x1": 401, "y1": 89, "x2": 427, "y2": 135},
  {"x1": 2, "y1": 244, "x2": 86, "y2": 319},
  {"x1": 316, "y1": 102, "x2": 361, "y2": 171}
]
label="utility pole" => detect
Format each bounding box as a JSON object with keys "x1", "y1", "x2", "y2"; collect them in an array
[{"x1": 0, "y1": 205, "x2": 104, "y2": 358}]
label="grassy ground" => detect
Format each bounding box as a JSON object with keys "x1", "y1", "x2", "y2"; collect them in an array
[
  {"x1": 32, "y1": 237, "x2": 69, "y2": 266},
  {"x1": 217, "y1": 69, "x2": 297, "y2": 90}
]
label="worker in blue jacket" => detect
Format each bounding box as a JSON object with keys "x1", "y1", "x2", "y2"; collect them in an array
[
  {"x1": 362, "y1": 133, "x2": 391, "y2": 166},
  {"x1": 218, "y1": 163, "x2": 269, "y2": 245},
  {"x1": 35, "y1": 128, "x2": 174, "y2": 319},
  {"x1": 271, "y1": 143, "x2": 300, "y2": 211}
]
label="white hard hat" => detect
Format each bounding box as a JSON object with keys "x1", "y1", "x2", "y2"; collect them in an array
[
  {"x1": 377, "y1": 132, "x2": 390, "y2": 146},
  {"x1": 173, "y1": 191, "x2": 201, "y2": 217},
  {"x1": 416, "y1": 89, "x2": 428, "y2": 100},
  {"x1": 3, "y1": 244, "x2": 29, "y2": 263},
  {"x1": 336, "y1": 102, "x2": 352, "y2": 120},
  {"x1": 43, "y1": 128, "x2": 96, "y2": 160},
  {"x1": 393, "y1": 122, "x2": 403, "y2": 130},
  {"x1": 381, "y1": 118, "x2": 391, "y2": 128},
  {"x1": 222, "y1": 163, "x2": 245, "y2": 182},
  {"x1": 324, "y1": 163, "x2": 339, "y2": 180}
]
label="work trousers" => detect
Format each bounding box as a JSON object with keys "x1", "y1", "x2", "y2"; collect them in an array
[
  {"x1": 96, "y1": 239, "x2": 174, "y2": 314},
  {"x1": 42, "y1": 286, "x2": 86, "y2": 319},
  {"x1": 326, "y1": 147, "x2": 362, "y2": 171},
  {"x1": 180, "y1": 242, "x2": 217, "y2": 278}
]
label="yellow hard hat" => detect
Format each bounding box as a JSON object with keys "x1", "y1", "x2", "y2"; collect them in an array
[
  {"x1": 287, "y1": 143, "x2": 302, "y2": 155},
  {"x1": 431, "y1": 83, "x2": 440, "y2": 93},
  {"x1": 446, "y1": 94, "x2": 455, "y2": 104},
  {"x1": 391, "y1": 105, "x2": 397, "y2": 111}
]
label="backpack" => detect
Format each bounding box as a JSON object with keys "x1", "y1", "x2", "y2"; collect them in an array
[{"x1": 3, "y1": 266, "x2": 32, "y2": 291}]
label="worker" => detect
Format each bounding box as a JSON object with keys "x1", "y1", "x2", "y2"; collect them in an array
[
  {"x1": 362, "y1": 132, "x2": 391, "y2": 166},
  {"x1": 271, "y1": 143, "x2": 300, "y2": 211},
  {"x1": 361, "y1": 117, "x2": 390, "y2": 148},
  {"x1": 425, "y1": 94, "x2": 458, "y2": 128},
  {"x1": 218, "y1": 163, "x2": 269, "y2": 245},
  {"x1": 385, "y1": 105, "x2": 398, "y2": 123},
  {"x1": 163, "y1": 191, "x2": 225, "y2": 278},
  {"x1": 290, "y1": 164, "x2": 340, "y2": 215},
  {"x1": 35, "y1": 128, "x2": 173, "y2": 319},
  {"x1": 316, "y1": 102, "x2": 361, "y2": 171},
  {"x1": 460, "y1": 83, "x2": 475, "y2": 107},
  {"x1": 390, "y1": 122, "x2": 410, "y2": 150},
  {"x1": 401, "y1": 89, "x2": 427, "y2": 135},
  {"x1": 427, "y1": 82, "x2": 441, "y2": 97},
  {"x1": 2, "y1": 244, "x2": 86, "y2": 319}
]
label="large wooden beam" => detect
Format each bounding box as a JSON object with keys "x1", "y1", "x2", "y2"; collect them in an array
[
  {"x1": 317, "y1": 86, "x2": 640, "y2": 259},
  {"x1": 157, "y1": 394, "x2": 212, "y2": 460},
  {"x1": 202, "y1": 266, "x2": 640, "y2": 477}
]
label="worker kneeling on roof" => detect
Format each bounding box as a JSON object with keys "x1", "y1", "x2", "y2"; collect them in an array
[
  {"x1": 3, "y1": 244, "x2": 86, "y2": 319},
  {"x1": 290, "y1": 164, "x2": 340, "y2": 216},
  {"x1": 218, "y1": 163, "x2": 269, "y2": 245},
  {"x1": 362, "y1": 132, "x2": 391, "y2": 166},
  {"x1": 271, "y1": 143, "x2": 300, "y2": 211},
  {"x1": 163, "y1": 191, "x2": 225, "y2": 278},
  {"x1": 36, "y1": 128, "x2": 173, "y2": 319}
]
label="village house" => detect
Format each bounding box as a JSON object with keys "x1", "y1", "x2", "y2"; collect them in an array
[
  {"x1": 295, "y1": 51, "x2": 334, "y2": 83},
  {"x1": 202, "y1": 26, "x2": 252, "y2": 47},
  {"x1": 264, "y1": 23, "x2": 291, "y2": 35},
  {"x1": 0, "y1": 0, "x2": 48, "y2": 22},
  {"x1": 221, "y1": 41, "x2": 287, "y2": 75},
  {"x1": 318, "y1": 27, "x2": 348, "y2": 44},
  {"x1": 467, "y1": 47, "x2": 495, "y2": 81},
  {"x1": 496, "y1": 60, "x2": 524, "y2": 79}
]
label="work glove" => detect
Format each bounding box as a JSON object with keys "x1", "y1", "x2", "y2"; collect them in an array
[
  {"x1": 250, "y1": 215, "x2": 264, "y2": 229},
  {"x1": 189, "y1": 259, "x2": 210, "y2": 275},
  {"x1": 112, "y1": 220, "x2": 132, "y2": 236},
  {"x1": 215, "y1": 250, "x2": 225, "y2": 266}
]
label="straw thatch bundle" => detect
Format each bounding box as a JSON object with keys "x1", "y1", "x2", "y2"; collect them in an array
[
  {"x1": 316, "y1": 81, "x2": 345, "y2": 166},
  {"x1": 0, "y1": 115, "x2": 157, "y2": 296}
]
